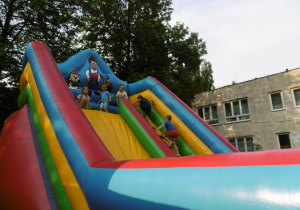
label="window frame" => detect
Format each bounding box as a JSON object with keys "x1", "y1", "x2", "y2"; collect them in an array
[
  {"x1": 228, "y1": 136, "x2": 255, "y2": 152},
  {"x1": 197, "y1": 104, "x2": 219, "y2": 125},
  {"x1": 223, "y1": 98, "x2": 251, "y2": 123},
  {"x1": 269, "y1": 91, "x2": 285, "y2": 111},
  {"x1": 291, "y1": 87, "x2": 300, "y2": 108},
  {"x1": 277, "y1": 133, "x2": 291, "y2": 149}
]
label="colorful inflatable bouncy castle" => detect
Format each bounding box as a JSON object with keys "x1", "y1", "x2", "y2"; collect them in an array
[{"x1": 1, "y1": 41, "x2": 300, "y2": 209}]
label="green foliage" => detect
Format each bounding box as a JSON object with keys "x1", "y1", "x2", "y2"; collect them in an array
[
  {"x1": 0, "y1": 0, "x2": 81, "y2": 129},
  {"x1": 80, "y1": 1, "x2": 214, "y2": 106},
  {"x1": 254, "y1": 143, "x2": 263, "y2": 151},
  {"x1": 1, "y1": 0, "x2": 215, "y2": 128}
]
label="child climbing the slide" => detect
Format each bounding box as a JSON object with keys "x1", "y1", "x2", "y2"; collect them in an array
[
  {"x1": 98, "y1": 85, "x2": 111, "y2": 112},
  {"x1": 116, "y1": 84, "x2": 128, "y2": 107},
  {"x1": 77, "y1": 86, "x2": 91, "y2": 109},
  {"x1": 155, "y1": 115, "x2": 180, "y2": 157},
  {"x1": 132, "y1": 95, "x2": 154, "y2": 128}
]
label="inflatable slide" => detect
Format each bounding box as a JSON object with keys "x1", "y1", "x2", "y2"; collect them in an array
[{"x1": 1, "y1": 41, "x2": 300, "y2": 209}]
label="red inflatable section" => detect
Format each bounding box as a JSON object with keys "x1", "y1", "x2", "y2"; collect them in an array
[
  {"x1": 0, "y1": 106, "x2": 51, "y2": 210},
  {"x1": 31, "y1": 41, "x2": 114, "y2": 165}
]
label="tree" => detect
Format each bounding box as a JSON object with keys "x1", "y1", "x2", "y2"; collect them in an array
[
  {"x1": 80, "y1": 1, "x2": 213, "y2": 106},
  {"x1": 80, "y1": 0, "x2": 173, "y2": 82},
  {"x1": 166, "y1": 22, "x2": 209, "y2": 105},
  {"x1": 0, "y1": 0, "x2": 81, "y2": 129},
  {"x1": 199, "y1": 60, "x2": 214, "y2": 92}
]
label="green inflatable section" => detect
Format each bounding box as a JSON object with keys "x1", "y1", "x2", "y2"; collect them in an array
[
  {"x1": 118, "y1": 99, "x2": 166, "y2": 158},
  {"x1": 18, "y1": 84, "x2": 72, "y2": 210},
  {"x1": 137, "y1": 107, "x2": 197, "y2": 156}
]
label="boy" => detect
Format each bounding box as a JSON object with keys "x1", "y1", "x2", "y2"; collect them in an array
[
  {"x1": 98, "y1": 85, "x2": 111, "y2": 112},
  {"x1": 132, "y1": 95, "x2": 154, "y2": 127},
  {"x1": 155, "y1": 115, "x2": 180, "y2": 157},
  {"x1": 116, "y1": 84, "x2": 128, "y2": 107},
  {"x1": 86, "y1": 56, "x2": 101, "y2": 96}
]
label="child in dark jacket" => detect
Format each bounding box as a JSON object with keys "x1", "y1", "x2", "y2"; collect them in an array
[{"x1": 132, "y1": 95, "x2": 154, "y2": 127}]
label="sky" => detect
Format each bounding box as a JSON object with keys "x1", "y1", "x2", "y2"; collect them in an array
[{"x1": 170, "y1": 0, "x2": 300, "y2": 88}]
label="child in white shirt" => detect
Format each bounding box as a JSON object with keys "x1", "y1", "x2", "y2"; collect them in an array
[{"x1": 116, "y1": 84, "x2": 128, "y2": 106}]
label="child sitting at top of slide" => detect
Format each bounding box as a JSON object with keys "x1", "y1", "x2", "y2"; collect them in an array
[
  {"x1": 132, "y1": 95, "x2": 154, "y2": 128},
  {"x1": 155, "y1": 115, "x2": 180, "y2": 157},
  {"x1": 116, "y1": 84, "x2": 128, "y2": 107},
  {"x1": 77, "y1": 86, "x2": 91, "y2": 109},
  {"x1": 98, "y1": 85, "x2": 111, "y2": 112}
]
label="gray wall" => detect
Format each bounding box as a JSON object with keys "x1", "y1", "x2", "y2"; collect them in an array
[{"x1": 193, "y1": 68, "x2": 300, "y2": 150}]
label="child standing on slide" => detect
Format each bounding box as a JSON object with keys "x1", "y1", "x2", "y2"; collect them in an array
[
  {"x1": 98, "y1": 85, "x2": 111, "y2": 112},
  {"x1": 155, "y1": 115, "x2": 180, "y2": 157},
  {"x1": 77, "y1": 86, "x2": 91, "y2": 109},
  {"x1": 116, "y1": 84, "x2": 128, "y2": 107},
  {"x1": 132, "y1": 95, "x2": 154, "y2": 127}
]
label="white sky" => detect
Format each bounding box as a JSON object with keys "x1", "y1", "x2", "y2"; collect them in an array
[{"x1": 170, "y1": 0, "x2": 300, "y2": 88}]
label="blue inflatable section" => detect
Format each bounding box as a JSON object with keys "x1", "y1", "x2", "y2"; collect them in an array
[
  {"x1": 57, "y1": 49, "x2": 127, "y2": 93},
  {"x1": 128, "y1": 77, "x2": 233, "y2": 154}
]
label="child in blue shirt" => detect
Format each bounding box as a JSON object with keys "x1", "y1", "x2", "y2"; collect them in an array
[
  {"x1": 98, "y1": 85, "x2": 111, "y2": 112},
  {"x1": 155, "y1": 115, "x2": 180, "y2": 157}
]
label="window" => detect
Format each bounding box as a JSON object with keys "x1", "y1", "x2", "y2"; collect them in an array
[
  {"x1": 228, "y1": 137, "x2": 255, "y2": 152},
  {"x1": 292, "y1": 88, "x2": 300, "y2": 107},
  {"x1": 277, "y1": 133, "x2": 291, "y2": 149},
  {"x1": 197, "y1": 105, "x2": 218, "y2": 125},
  {"x1": 269, "y1": 92, "x2": 284, "y2": 111},
  {"x1": 224, "y1": 98, "x2": 250, "y2": 123}
]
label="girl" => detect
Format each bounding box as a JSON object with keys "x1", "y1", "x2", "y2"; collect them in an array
[{"x1": 77, "y1": 86, "x2": 91, "y2": 109}]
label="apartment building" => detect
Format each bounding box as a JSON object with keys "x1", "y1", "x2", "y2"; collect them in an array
[{"x1": 193, "y1": 68, "x2": 300, "y2": 151}]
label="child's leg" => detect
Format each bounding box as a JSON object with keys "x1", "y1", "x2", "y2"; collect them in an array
[
  {"x1": 80, "y1": 99, "x2": 87, "y2": 108},
  {"x1": 162, "y1": 135, "x2": 173, "y2": 147},
  {"x1": 145, "y1": 116, "x2": 153, "y2": 127},
  {"x1": 104, "y1": 102, "x2": 108, "y2": 112},
  {"x1": 173, "y1": 142, "x2": 180, "y2": 157},
  {"x1": 99, "y1": 102, "x2": 103, "y2": 111},
  {"x1": 87, "y1": 98, "x2": 90, "y2": 108},
  {"x1": 138, "y1": 106, "x2": 143, "y2": 115}
]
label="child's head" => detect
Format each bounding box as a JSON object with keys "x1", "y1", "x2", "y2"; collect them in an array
[
  {"x1": 88, "y1": 56, "x2": 97, "y2": 69},
  {"x1": 82, "y1": 86, "x2": 89, "y2": 95},
  {"x1": 119, "y1": 84, "x2": 125, "y2": 92},
  {"x1": 165, "y1": 115, "x2": 172, "y2": 121},
  {"x1": 102, "y1": 84, "x2": 107, "y2": 91},
  {"x1": 137, "y1": 95, "x2": 143, "y2": 100}
]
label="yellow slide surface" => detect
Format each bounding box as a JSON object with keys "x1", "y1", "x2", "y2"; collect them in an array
[{"x1": 83, "y1": 110, "x2": 151, "y2": 161}]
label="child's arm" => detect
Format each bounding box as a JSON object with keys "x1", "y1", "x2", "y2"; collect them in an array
[
  {"x1": 132, "y1": 99, "x2": 140, "y2": 105},
  {"x1": 76, "y1": 95, "x2": 81, "y2": 102},
  {"x1": 148, "y1": 100, "x2": 154, "y2": 105},
  {"x1": 109, "y1": 94, "x2": 111, "y2": 102},
  {"x1": 155, "y1": 124, "x2": 166, "y2": 131}
]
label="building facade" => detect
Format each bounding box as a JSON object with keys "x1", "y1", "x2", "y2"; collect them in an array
[{"x1": 193, "y1": 68, "x2": 300, "y2": 152}]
